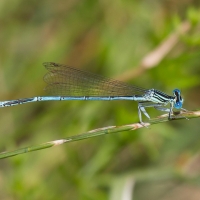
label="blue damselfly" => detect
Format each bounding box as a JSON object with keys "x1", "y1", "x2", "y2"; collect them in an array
[{"x1": 0, "y1": 62, "x2": 184, "y2": 123}]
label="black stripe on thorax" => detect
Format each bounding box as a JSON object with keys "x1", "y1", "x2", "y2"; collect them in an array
[{"x1": 153, "y1": 89, "x2": 174, "y2": 103}]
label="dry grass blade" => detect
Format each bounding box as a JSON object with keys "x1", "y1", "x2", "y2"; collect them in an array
[
  {"x1": 117, "y1": 21, "x2": 191, "y2": 81},
  {"x1": 0, "y1": 109, "x2": 198, "y2": 159}
]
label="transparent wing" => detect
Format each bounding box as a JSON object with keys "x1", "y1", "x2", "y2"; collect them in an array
[{"x1": 43, "y1": 62, "x2": 147, "y2": 96}]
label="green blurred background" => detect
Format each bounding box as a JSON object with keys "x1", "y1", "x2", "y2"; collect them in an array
[{"x1": 1, "y1": 0, "x2": 200, "y2": 199}]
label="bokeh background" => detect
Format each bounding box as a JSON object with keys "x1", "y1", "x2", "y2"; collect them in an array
[{"x1": 0, "y1": 0, "x2": 200, "y2": 199}]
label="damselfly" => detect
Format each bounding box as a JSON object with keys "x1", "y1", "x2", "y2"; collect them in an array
[{"x1": 0, "y1": 62, "x2": 185, "y2": 123}]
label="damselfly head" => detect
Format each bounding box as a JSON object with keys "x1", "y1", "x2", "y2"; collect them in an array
[{"x1": 173, "y1": 89, "x2": 183, "y2": 109}]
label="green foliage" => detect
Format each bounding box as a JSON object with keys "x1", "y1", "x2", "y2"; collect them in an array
[{"x1": 0, "y1": 0, "x2": 200, "y2": 199}]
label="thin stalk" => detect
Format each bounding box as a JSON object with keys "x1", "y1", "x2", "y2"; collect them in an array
[{"x1": 0, "y1": 109, "x2": 199, "y2": 159}]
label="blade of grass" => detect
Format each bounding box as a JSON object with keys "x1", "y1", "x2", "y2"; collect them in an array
[{"x1": 0, "y1": 109, "x2": 199, "y2": 159}]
